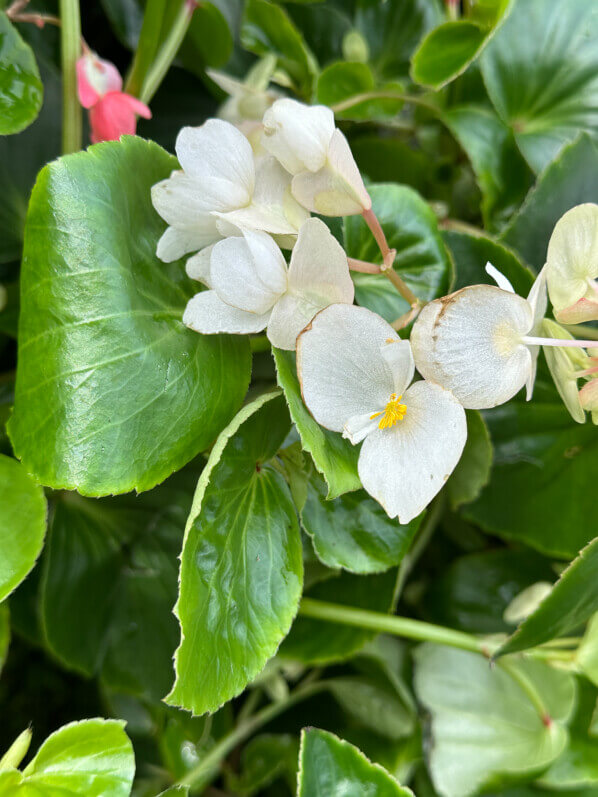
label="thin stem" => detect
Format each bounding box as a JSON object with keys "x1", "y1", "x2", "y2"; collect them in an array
[
  {"x1": 497, "y1": 659, "x2": 550, "y2": 723},
  {"x1": 7, "y1": 10, "x2": 60, "y2": 26},
  {"x1": 347, "y1": 257, "x2": 382, "y2": 274},
  {"x1": 124, "y1": 0, "x2": 168, "y2": 97},
  {"x1": 139, "y1": 0, "x2": 196, "y2": 105},
  {"x1": 564, "y1": 324, "x2": 598, "y2": 341},
  {"x1": 176, "y1": 682, "x2": 327, "y2": 791},
  {"x1": 445, "y1": 0, "x2": 460, "y2": 21},
  {"x1": 523, "y1": 335, "x2": 598, "y2": 349},
  {"x1": 331, "y1": 91, "x2": 437, "y2": 115},
  {"x1": 59, "y1": 0, "x2": 82, "y2": 154},
  {"x1": 236, "y1": 688, "x2": 262, "y2": 724}
]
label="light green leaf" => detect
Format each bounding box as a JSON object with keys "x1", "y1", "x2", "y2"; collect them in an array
[
  {"x1": 298, "y1": 728, "x2": 413, "y2": 797},
  {"x1": 497, "y1": 537, "x2": 598, "y2": 656},
  {"x1": 273, "y1": 348, "x2": 360, "y2": 499},
  {"x1": 414, "y1": 644, "x2": 575, "y2": 797},
  {"x1": 344, "y1": 184, "x2": 453, "y2": 323},
  {"x1": 316, "y1": 61, "x2": 402, "y2": 120},
  {"x1": 447, "y1": 410, "x2": 492, "y2": 509},
  {"x1": 0, "y1": 719, "x2": 135, "y2": 796},
  {"x1": 8, "y1": 136, "x2": 250, "y2": 496},
  {"x1": 0, "y1": 454, "x2": 46, "y2": 602},
  {"x1": 464, "y1": 401, "x2": 598, "y2": 558},
  {"x1": 0, "y1": 12, "x2": 42, "y2": 135},
  {"x1": 327, "y1": 676, "x2": 414, "y2": 740},
  {"x1": 480, "y1": 0, "x2": 598, "y2": 173},
  {"x1": 167, "y1": 391, "x2": 303, "y2": 715},
  {"x1": 302, "y1": 471, "x2": 420, "y2": 574},
  {"x1": 500, "y1": 134, "x2": 598, "y2": 270}
]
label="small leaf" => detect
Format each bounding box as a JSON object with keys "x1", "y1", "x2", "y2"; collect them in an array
[
  {"x1": 298, "y1": 728, "x2": 413, "y2": 797},
  {"x1": 273, "y1": 348, "x2": 360, "y2": 499},
  {"x1": 0, "y1": 454, "x2": 46, "y2": 602},
  {"x1": 167, "y1": 391, "x2": 303, "y2": 715},
  {"x1": 447, "y1": 410, "x2": 492, "y2": 509},
  {"x1": 0, "y1": 12, "x2": 43, "y2": 135},
  {"x1": 8, "y1": 136, "x2": 250, "y2": 496},
  {"x1": 412, "y1": 21, "x2": 486, "y2": 89},
  {"x1": 317, "y1": 61, "x2": 402, "y2": 121}
]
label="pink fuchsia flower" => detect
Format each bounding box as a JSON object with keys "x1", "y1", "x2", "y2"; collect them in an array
[{"x1": 76, "y1": 52, "x2": 151, "y2": 144}]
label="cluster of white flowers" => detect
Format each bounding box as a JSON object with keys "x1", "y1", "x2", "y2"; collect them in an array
[{"x1": 151, "y1": 92, "x2": 598, "y2": 523}]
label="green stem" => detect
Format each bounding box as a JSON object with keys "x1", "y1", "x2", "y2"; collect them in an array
[
  {"x1": 497, "y1": 659, "x2": 550, "y2": 722},
  {"x1": 59, "y1": 0, "x2": 82, "y2": 153},
  {"x1": 331, "y1": 90, "x2": 438, "y2": 115},
  {"x1": 139, "y1": 0, "x2": 195, "y2": 105},
  {"x1": 176, "y1": 682, "x2": 327, "y2": 791},
  {"x1": 124, "y1": 0, "x2": 168, "y2": 97}
]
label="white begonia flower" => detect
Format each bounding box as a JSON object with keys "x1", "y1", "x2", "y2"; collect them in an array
[
  {"x1": 151, "y1": 118, "x2": 309, "y2": 264},
  {"x1": 261, "y1": 98, "x2": 371, "y2": 217},
  {"x1": 546, "y1": 203, "x2": 598, "y2": 324},
  {"x1": 183, "y1": 218, "x2": 354, "y2": 350},
  {"x1": 410, "y1": 264, "x2": 548, "y2": 409},
  {"x1": 296, "y1": 304, "x2": 467, "y2": 523}
]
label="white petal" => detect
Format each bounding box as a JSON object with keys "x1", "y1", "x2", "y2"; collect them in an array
[
  {"x1": 291, "y1": 130, "x2": 371, "y2": 216},
  {"x1": 527, "y1": 266, "x2": 548, "y2": 330},
  {"x1": 296, "y1": 304, "x2": 401, "y2": 432},
  {"x1": 156, "y1": 226, "x2": 218, "y2": 263},
  {"x1": 262, "y1": 98, "x2": 334, "y2": 174},
  {"x1": 358, "y1": 381, "x2": 467, "y2": 523},
  {"x1": 183, "y1": 291, "x2": 270, "y2": 335},
  {"x1": 175, "y1": 120, "x2": 254, "y2": 211},
  {"x1": 210, "y1": 231, "x2": 287, "y2": 314},
  {"x1": 380, "y1": 339, "x2": 415, "y2": 397},
  {"x1": 485, "y1": 262, "x2": 515, "y2": 292},
  {"x1": 152, "y1": 171, "x2": 217, "y2": 225},
  {"x1": 411, "y1": 285, "x2": 534, "y2": 409},
  {"x1": 287, "y1": 217, "x2": 354, "y2": 301},
  {"x1": 546, "y1": 203, "x2": 598, "y2": 313},
  {"x1": 343, "y1": 412, "x2": 380, "y2": 445},
  {"x1": 185, "y1": 245, "x2": 216, "y2": 286}
]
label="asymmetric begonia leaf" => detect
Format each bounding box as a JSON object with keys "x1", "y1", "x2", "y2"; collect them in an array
[
  {"x1": 414, "y1": 644, "x2": 575, "y2": 797},
  {"x1": 0, "y1": 454, "x2": 46, "y2": 603},
  {"x1": 298, "y1": 728, "x2": 413, "y2": 797},
  {"x1": 480, "y1": 0, "x2": 598, "y2": 173},
  {"x1": 344, "y1": 183, "x2": 453, "y2": 322},
  {"x1": 496, "y1": 537, "x2": 598, "y2": 656},
  {"x1": 167, "y1": 391, "x2": 303, "y2": 715},
  {"x1": 8, "y1": 136, "x2": 250, "y2": 496},
  {"x1": 0, "y1": 12, "x2": 43, "y2": 135},
  {"x1": 273, "y1": 348, "x2": 360, "y2": 499}
]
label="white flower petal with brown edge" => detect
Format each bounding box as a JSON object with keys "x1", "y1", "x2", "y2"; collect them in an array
[
  {"x1": 546, "y1": 203, "x2": 598, "y2": 316},
  {"x1": 358, "y1": 380, "x2": 467, "y2": 523},
  {"x1": 183, "y1": 291, "x2": 270, "y2": 335},
  {"x1": 156, "y1": 225, "x2": 219, "y2": 263},
  {"x1": 262, "y1": 99, "x2": 334, "y2": 174},
  {"x1": 185, "y1": 245, "x2": 216, "y2": 287},
  {"x1": 297, "y1": 304, "x2": 401, "y2": 433},
  {"x1": 411, "y1": 285, "x2": 534, "y2": 409},
  {"x1": 210, "y1": 231, "x2": 287, "y2": 315},
  {"x1": 175, "y1": 120, "x2": 254, "y2": 211}
]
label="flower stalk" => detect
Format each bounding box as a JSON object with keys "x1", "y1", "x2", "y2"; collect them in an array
[{"x1": 59, "y1": 0, "x2": 82, "y2": 153}]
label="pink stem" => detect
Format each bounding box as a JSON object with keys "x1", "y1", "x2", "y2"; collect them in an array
[
  {"x1": 362, "y1": 207, "x2": 391, "y2": 258},
  {"x1": 347, "y1": 257, "x2": 381, "y2": 274}
]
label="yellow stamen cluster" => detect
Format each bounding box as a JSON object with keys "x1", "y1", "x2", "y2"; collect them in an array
[{"x1": 370, "y1": 393, "x2": 407, "y2": 429}]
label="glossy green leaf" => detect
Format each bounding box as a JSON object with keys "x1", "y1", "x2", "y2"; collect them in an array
[
  {"x1": 0, "y1": 719, "x2": 135, "y2": 796},
  {"x1": 168, "y1": 392, "x2": 303, "y2": 715},
  {"x1": 181, "y1": 2, "x2": 233, "y2": 70},
  {"x1": 344, "y1": 184, "x2": 453, "y2": 323},
  {"x1": 442, "y1": 105, "x2": 533, "y2": 229},
  {"x1": 40, "y1": 472, "x2": 193, "y2": 699},
  {"x1": 414, "y1": 644, "x2": 575, "y2": 797},
  {"x1": 352, "y1": 137, "x2": 431, "y2": 194},
  {"x1": 447, "y1": 410, "x2": 492, "y2": 509},
  {"x1": 226, "y1": 734, "x2": 298, "y2": 796},
  {"x1": 500, "y1": 134, "x2": 598, "y2": 270},
  {"x1": 316, "y1": 61, "x2": 402, "y2": 120},
  {"x1": 480, "y1": 0, "x2": 598, "y2": 173},
  {"x1": 497, "y1": 537, "x2": 598, "y2": 656},
  {"x1": 0, "y1": 454, "x2": 46, "y2": 603},
  {"x1": 280, "y1": 568, "x2": 397, "y2": 665},
  {"x1": 302, "y1": 471, "x2": 420, "y2": 574},
  {"x1": 273, "y1": 348, "x2": 360, "y2": 499},
  {"x1": 465, "y1": 401, "x2": 598, "y2": 558},
  {"x1": 8, "y1": 136, "x2": 250, "y2": 496},
  {"x1": 0, "y1": 12, "x2": 42, "y2": 135},
  {"x1": 298, "y1": 728, "x2": 413, "y2": 797}
]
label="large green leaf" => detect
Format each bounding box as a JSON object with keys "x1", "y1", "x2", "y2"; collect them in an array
[
  {"x1": 0, "y1": 719, "x2": 135, "y2": 796},
  {"x1": 8, "y1": 136, "x2": 250, "y2": 496},
  {"x1": 496, "y1": 538, "x2": 598, "y2": 656},
  {"x1": 344, "y1": 184, "x2": 453, "y2": 323},
  {"x1": 40, "y1": 471, "x2": 193, "y2": 699},
  {"x1": 0, "y1": 454, "x2": 46, "y2": 603},
  {"x1": 465, "y1": 401, "x2": 598, "y2": 558},
  {"x1": 0, "y1": 12, "x2": 42, "y2": 135},
  {"x1": 500, "y1": 134, "x2": 598, "y2": 270},
  {"x1": 414, "y1": 644, "x2": 576, "y2": 797},
  {"x1": 273, "y1": 348, "x2": 360, "y2": 499},
  {"x1": 480, "y1": 0, "x2": 598, "y2": 173},
  {"x1": 302, "y1": 471, "x2": 420, "y2": 574},
  {"x1": 446, "y1": 410, "x2": 492, "y2": 510},
  {"x1": 298, "y1": 728, "x2": 413, "y2": 797},
  {"x1": 167, "y1": 392, "x2": 303, "y2": 715}
]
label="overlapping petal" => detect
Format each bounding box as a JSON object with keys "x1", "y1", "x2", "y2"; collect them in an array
[
  {"x1": 262, "y1": 99, "x2": 334, "y2": 174},
  {"x1": 183, "y1": 291, "x2": 270, "y2": 335},
  {"x1": 77, "y1": 53, "x2": 122, "y2": 107}
]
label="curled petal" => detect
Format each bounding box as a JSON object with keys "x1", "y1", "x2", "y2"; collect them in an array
[
  {"x1": 88, "y1": 92, "x2": 149, "y2": 143},
  {"x1": 380, "y1": 339, "x2": 415, "y2": 398},
  {"x1": 546, "y1": 203, "x2": 598, "y2": 315},
  {"x1": 185, "y1": 245, "x2": 215, "y2": 286},
  {"x1": 262, "y1": 98, "x2": 334, "y2": 174},
  {"x1": 343, "y1": 412, "x2": 380, "y2": 445},
  {"x1": 157, "y1": 226, "x2": 218, "y2": 263},
  {"x1": 77, "y1": 53, "x2": 122, "y2": 108},
  {"x1": 358, "y1": 381, "x2": 467, "y2": 523},
  {"x1": 485, "y1": 262, "x2": 515, "y2": 293},
  {"x1": 183, "y1": 291, "x2": 270, "y2": 335}
]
